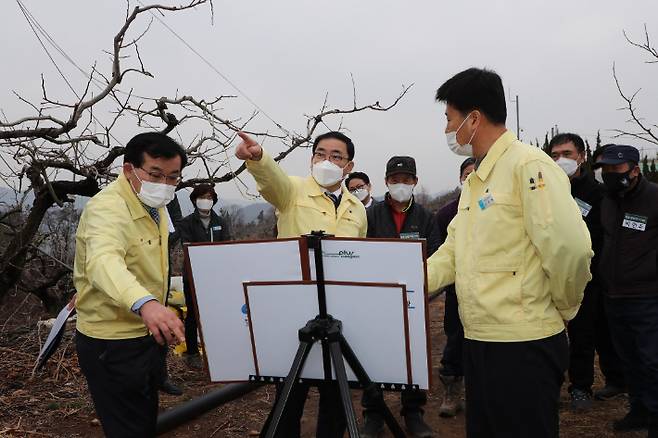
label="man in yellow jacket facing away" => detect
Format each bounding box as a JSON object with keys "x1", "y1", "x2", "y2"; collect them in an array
[
  {"x1": 235, "y1": 130, "x2": 366, "y2": 438},
  {"x1": 427, "y1": 68, "x2": 593, "y2": 438},
  {"x1": 74, "y1": 132, "x2": 186, "y2": 438}
]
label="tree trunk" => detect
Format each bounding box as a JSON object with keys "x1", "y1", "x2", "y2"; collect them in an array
[{"x1": 0, "y1": 178, "x2": 99, "y2": 304}]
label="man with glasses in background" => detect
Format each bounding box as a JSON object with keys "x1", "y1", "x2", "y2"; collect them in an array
[
  {"x1": 236, "y1": 130, "x2": 367, "y2": 438},
  {"x1": 346, "y1": 171, "x2": 374, "y2": 208},
  {"x1": 74, "y1": 132, "x2": 187, "y2": 437}
]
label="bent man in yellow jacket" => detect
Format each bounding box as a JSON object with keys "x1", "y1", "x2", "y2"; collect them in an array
[
  {"x1": 236, "y1": 130, "x2": 366, "y2": 438},
  {"x1": 74, "y1": 132, "x2": 186, "y2": 438},
  {"x1": 428, "y1": 68, "x2": 593, "y2": 438}
]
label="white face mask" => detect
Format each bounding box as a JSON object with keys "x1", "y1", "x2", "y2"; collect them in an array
[
  {"x1": 555, "y1": 157, "x2": 579, "y2": 177},
  {"x1": 196, "y1": 198, "x2": 214, "y2": 211},
  {"x1": 446, "y1": 112, "x2": 476, "y2": 156},
  {"x1": 388, "y1": 183, "x2": 414, "y2": 203},
  {"x1": 131, "y1": 168, "x2": 176, "y2": 209},
  {"x1": 312, "y1": 160, "x2": 345, "y2": 188},
  {"x1": 594, "y1": 168, "x2": 603, "y2": 184},
  {"x1": 351, "y1": 188, "x2": 369, "y2": 202}
]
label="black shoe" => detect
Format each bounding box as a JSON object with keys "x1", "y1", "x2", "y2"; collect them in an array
[
  {"x1": 159, "y1": 379, "x2": 183, "y2": 396},
  {"x1": 403, "y1": 411, "x2": 433, "y2": 438},
  {"x1": 570, "y1": 389, "x2": 592, "y2": 411},
  {"x1": 361, "y1": 412, "x2": 384, "y2": 438},
  {"x1": 594, "y1": 383, "x2": 627, "y2": 400},
  {"x1": 613, "y1": 407, "x2": 649, "y2": 431},
  {"x1": 185, "y1": 353, "x2": 203, "y2": 370}
]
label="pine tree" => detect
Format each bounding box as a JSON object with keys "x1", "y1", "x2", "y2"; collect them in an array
[
  {"x1": 596, "y1": 130, "x2": 602, "y2": 149},
  {"x1": 650, "y1": 159, "x2": 658, "y2": 183},
  {"x1": 542, "y1": 133, "x2": 550, "y2": 153},
  {"x1": 642, "y1": 156, "x2": 651, "y2": 175},
  {"x1": 584, "y1": 139, "x2": 593, "y2": 171}
]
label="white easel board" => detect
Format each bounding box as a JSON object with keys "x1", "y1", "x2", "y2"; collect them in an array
[
  {"x1": 244, "y1": 281, "x2": 412, "y2": 386},
  {"x1": 185, "y1": 239, "x2": 304, "y2": 382},
  {"x1": 309, "y1": 238, "x2": 431, "y2": 389},
  {"x1": 186, "y1": 237, "x2": 431, "y2": 389}
]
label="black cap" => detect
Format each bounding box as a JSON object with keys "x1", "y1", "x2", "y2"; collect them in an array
[
  {"x1": 592, "y1": 144, "x2": 640, "y2": 168},
  {"x1": 386, "y1": 156, "x2": 416, "y2": 178}
]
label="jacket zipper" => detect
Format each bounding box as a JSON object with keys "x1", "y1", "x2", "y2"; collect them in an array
[{"x1": 610, "y1": 198, "x2": 625, "y2": 294}]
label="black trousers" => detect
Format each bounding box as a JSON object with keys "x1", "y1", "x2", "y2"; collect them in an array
[
  {"x1": 183, "y1": 275, "x2": 199, "y2": 355},
  {"x1": 567, "y1": 285, "x2": 596, "y2": 393},
  {"x1": 605, "y1": 296, "x2": 658, "y2": 415},
  {"x1": 463, "y1": 331, "x2": 569, "y2": 438},
  {"x1": 594, "y1": 288, "x2": 625, "y2": 387},
  {"x1": 361, "y1": 386, "x2": 427, "y2": 417},
  {"x1": 440, "y1": 286, "x2": 464, "y2": 377},
  {"x1": 567, "y1": 284, "x2": 625, "y2": 393},
  {"x1": 261, "y1": 381, "x2": 346, "y2": 438},
  {"x1": 76, "y1": 331, "x2": 163, "y2": 438}
]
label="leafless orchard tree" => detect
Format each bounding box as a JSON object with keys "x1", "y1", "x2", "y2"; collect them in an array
[
  {"x1": 612, "y1": 24, "x2": 658, "y2": 147},
  {"x1": 0, "y1": 1, "x2": 411, "y2": 308}
]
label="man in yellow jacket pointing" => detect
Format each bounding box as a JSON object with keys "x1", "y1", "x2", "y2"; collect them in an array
[
  {"x1": 236, "y1": 130, "x2": 366, "y2": 438},
  {"x1": 427, "y1": 68, "x2": 593, "y2": 438}
]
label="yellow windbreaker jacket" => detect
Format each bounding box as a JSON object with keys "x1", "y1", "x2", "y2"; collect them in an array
[
  {"x1": 428, "y1": 131, "x2": 593, "y2": 342},
  {"x1": 246, "y1": 151, "x2": 367, "y2": 238},
  {"x1": 74, "y1": 173, "x2": 169, "y2": 339}
]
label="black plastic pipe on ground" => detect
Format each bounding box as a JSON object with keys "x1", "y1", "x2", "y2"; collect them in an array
[
  {"x1": 156, "y1": 382, "x2": 261, "y2": 435},
  {"x1": 158, "y1": 292, "x2": 442, "y2": 435}
]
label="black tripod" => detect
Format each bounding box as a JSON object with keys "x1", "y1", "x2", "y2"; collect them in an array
[{"x1": 262, "y1": 231, "x2": 406, "y2": 438}]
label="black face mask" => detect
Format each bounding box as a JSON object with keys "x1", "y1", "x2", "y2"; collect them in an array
[{"x1": 602, "y1": 170, "x2": 633, "y2": 194}]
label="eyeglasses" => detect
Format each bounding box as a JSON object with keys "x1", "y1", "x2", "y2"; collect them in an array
[
  {"x1": 349, "y1": 184, "x2": 368, "y2": 193},
  {"x1": 313, "y1": 151, "x2": 349, "y2": 164},
  {"x1": 137, "y1": 168, "x2": 182, "y2": 185}
]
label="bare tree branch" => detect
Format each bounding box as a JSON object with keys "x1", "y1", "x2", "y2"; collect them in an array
[
  {"x1": 612, "y1": 61, "x2": 658, "y2": 146},
  {"x1": 623, "y1": 24, "x2": 658, "y2": 64}
]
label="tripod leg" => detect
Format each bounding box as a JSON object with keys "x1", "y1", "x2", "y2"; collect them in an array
[
  {"x1": 264, "y1": 340, "x2": 313, "y2": 438},
  {"x1": 339, "y1": 335, "x2": 406, "y2": 438},
  {"x1": 328, "y1": 341, "x2": 360, "y2": 438}
]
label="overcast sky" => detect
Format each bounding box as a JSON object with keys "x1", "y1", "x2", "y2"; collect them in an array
[{"x1": 2, "y1": 0, "x2": 657, "y2": 202}]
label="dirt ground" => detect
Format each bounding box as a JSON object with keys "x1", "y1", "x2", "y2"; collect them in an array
[{"x1": 0, "y1": 292, "x2": 646, "y2": 438}]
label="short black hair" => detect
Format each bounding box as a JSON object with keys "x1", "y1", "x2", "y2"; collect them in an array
[
  {"x1": 435, "y1": 67, "x2": 507, "y2": 125},
  {"x1": 592, "y1": 144, "x2": 610, "y2": 162},
  {"x1": 312, "y1": 131, "x2": 355, "y2": 161},
  {"x1": 124, "y1": 132, "x2": 188, "y2": 169},
  {"x1": 548, "y1": 133, "x2": 585, "y2": 154},
  {"x1": 345, "y1": 172, "x2": 370, "y2": 188},
  {"x1": 460, "y1": 157, "x2": 476, "y2": 178}
]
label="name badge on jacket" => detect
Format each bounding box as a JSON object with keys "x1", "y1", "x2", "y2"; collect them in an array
[
  {"x1": 622, "y1": 213, "x2": 647, "y2": 231},
  {"x1": 400, "y1": 231, "x2": 420, "y2": 239},
  {"x1": 574, "y1": 198, "x2": 592, "y2": 218},
  {"x1": 478, "y1": 193, "x2": 495, "y2": 210}
]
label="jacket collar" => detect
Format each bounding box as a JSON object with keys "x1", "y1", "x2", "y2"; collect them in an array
[
  {"x1": 193, "y1": 208, "x2": 220, "y2": 224},
  {"x1": 570, "y1": 168, "x2": 594, "y2": 191},
  {"x1": 623, "y1": 174, "x2": 647, "y2": 199},
  {"x1": 474, "y1": 130, "x2": 518, "y2": 182},
  {"x1": 117, "y1": 172, "x2": 149, "y2": 221},
  {"x1": 304, "y1": 175, "x2": 360, "y2": 208},
  {"x1": 304, "y1": 175, "x2": 348, "y2": 198},
  {"x1": 385, "y1": 192, "x2": 414, "y2": 213}
]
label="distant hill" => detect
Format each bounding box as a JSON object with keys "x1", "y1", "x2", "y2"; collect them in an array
[{"x1": 1, "y1": 186, "x2": 457, "y2": 222}]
